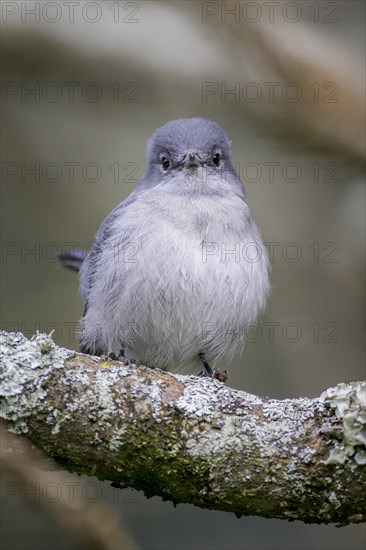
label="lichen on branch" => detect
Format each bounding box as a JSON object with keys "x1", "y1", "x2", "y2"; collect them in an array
[{"x1": 0, "y1": 331, "x2": 365, "y2": 526}]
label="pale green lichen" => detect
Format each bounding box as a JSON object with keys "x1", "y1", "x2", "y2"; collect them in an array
[
  {"x1": 320, "y1": 381, "x2": 366, "y2": 465},
  {"x1": 0, "y1": 331, "x2": 73, "y2": 433}
]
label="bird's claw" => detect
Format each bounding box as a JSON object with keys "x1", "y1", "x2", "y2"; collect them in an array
[
  {"x1": 108, "y1": 352, "x2": 137, "y2": 366},
  {"x1": 197, "y1": 367, "x2": 229, "y2": 383}
]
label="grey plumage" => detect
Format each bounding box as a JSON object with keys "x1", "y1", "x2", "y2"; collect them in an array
[{"x1": 77, "y1": 118, "x2": 270, "y2": 373}]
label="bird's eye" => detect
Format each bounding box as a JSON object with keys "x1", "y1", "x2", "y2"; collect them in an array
[
  {"x1": 213, "y1": 152, "x2": 221, "y2": 167},
  {"x1": 160, "y1": 155, "x2": 171, "y2": 171}
]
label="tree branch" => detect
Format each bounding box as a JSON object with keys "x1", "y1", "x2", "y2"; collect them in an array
[
  {"x1": 0, "y1": 427, "x2": 138, "y2": 550},
  {"x1": 0, "y1": 331, "x2": 365, "y2": 526}
]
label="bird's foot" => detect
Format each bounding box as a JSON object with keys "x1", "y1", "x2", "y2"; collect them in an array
[
  {"x1": 197, "y1": 367, "x2": 229, "y2": 383},
  {"x1": 198, "y1": 352, "x2": 229, "y2": 383},
  {"x1": 108, "y1": 352, "x2": 137, "y2": 366}
]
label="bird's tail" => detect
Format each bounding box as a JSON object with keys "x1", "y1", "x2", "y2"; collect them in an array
[{"x1": 58, "y1": 249, "x2": 87, "y2": 272}]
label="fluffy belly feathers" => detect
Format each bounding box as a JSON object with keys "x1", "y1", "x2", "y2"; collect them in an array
[{"x1": 81, "y1": 193, "x2": 270, "y2": 370}]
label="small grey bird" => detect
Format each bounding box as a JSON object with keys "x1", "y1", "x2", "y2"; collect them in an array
[{"x1": 60, "y1": 118, "x2": 270, "y2": 380}]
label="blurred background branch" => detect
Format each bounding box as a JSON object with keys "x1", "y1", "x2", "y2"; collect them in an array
[
  {"x1": 0, "y1": 425, "x2": 139, "y2": 550},
  {"x1": 197, "y1": 14, "x2": 365, "y2": 164}
]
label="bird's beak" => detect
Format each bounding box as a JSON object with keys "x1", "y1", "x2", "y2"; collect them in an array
[{"x1": 181, "y1": 151, "x2": 203, "y2": 169}]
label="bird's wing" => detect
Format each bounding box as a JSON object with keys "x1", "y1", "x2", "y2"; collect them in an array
[{"x1": 79, "y1": 193, "x2": 140, "y2": 304}]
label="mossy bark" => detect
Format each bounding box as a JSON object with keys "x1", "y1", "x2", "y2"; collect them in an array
[{"x1": 1, "y1": 331, "x2": 365, "y2": 525}]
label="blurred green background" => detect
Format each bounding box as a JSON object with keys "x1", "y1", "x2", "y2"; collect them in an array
[{"x1": 1, "y1": 1, "x2": 365, "y2": 549}]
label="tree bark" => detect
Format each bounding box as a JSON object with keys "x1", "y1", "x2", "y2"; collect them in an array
[{"x1": 0, "y1": 331, "x2": 365, "y2": 526}]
